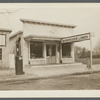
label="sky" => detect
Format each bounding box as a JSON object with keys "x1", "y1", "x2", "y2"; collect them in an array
[{"x1": 0, "y1": 3, "x2": 100, "y2": 50}]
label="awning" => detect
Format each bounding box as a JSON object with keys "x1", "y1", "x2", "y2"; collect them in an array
[{"x1": 24, "y1": 35, "x2": 61, "y2": 41}]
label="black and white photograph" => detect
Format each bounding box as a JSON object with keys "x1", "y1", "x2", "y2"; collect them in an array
[{"x1": 0, "y1": 3, "x2": 100, "y2": 96}]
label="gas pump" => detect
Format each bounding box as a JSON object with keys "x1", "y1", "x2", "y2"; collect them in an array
[{"x1": 15, "y1": 37, "x2": 24, "y2": 75}]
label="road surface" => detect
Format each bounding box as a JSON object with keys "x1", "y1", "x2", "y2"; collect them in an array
[{"x1": 0, "y1": 72, "x2": 100, "y2": 90}]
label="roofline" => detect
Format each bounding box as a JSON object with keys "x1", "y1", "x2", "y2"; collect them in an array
[
  {"x1": 10, "y1": 30, "x2": 23, "y2": 39},
  {"x1": 0, "y1": 28, "x2": 12, "y2": 33},
  {"x1": 24, "y1": 35, "x2": 61, "y2": 41},
  {"x1": 24, "y1": 34, "x2": 61, "y2": 39},
  {"x1": 20, "y1": 18, "x2": 76, "y2": 28}
]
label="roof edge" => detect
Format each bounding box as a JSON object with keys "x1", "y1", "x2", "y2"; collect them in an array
[
  {"x1": 24, "y1": 35, "x2": 61, "y2": 41},
  {"x1": 10, "y1": 30, "x2": 23, "y2": 39},
  {"x1": 24, "y1": 34, "x2": 61, "y2": 39},
  {"x1": 20, "y1": 18, "x2": 77, "y2": 28},
  {"x1": 0, "y1": 28, "x2": 12, "y2": 33}
]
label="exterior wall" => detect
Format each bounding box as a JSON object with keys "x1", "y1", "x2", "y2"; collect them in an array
[
  {"x1": 0, "y1": 31, "x2": 11, "y2": 68},
  {"x1": 23, "y1": 39, "x2": 30, "y2": 66},
  {"x1": 9, "y1": 36, "x2": 18, "y2": 55},
  {"x1": 62, "y1": 58, "x2": 74, "y2": 63},
  {"x1": 23, "y1": 22, "x2": 74, "y2": 38},
  {"x1": 29, "y1": 59, "x2": 45, "y2": 65}
]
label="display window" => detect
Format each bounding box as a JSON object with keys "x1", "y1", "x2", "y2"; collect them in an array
[
  {"x1": 30, "y1": 41, "x2": 44, "y2": 59},
  {"x1": 0, "y1": 48, "x2": 2, "y2": 60},
  {"x1": 62, "y1": 43, "x2": 71, "y2": 58}
]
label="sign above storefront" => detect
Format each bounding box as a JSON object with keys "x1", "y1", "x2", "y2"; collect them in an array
[{"x1": 61, "y1": 33, "x2": 90, "y2": 43}]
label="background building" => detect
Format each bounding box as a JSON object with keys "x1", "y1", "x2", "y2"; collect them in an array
[{"x1": 0, "y1": 28, "x2": 12, "y2": 69}]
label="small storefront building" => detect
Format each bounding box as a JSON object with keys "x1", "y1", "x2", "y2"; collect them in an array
[
  {"x1": 21, "y1": 18, "x2": 77, "y2": 66},
  {"x1": 0, "y1": 28, "x2": 12, "y2": 68},
  {"x1": 10, "y1": 18, "x2": 76, "y2": 67}
]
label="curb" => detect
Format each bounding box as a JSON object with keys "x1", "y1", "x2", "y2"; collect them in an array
[{"x1": 0, "y1": 70, "x2": 100, "y2": 83}]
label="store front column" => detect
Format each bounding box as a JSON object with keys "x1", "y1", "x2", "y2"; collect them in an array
[
  {"x1": 59, "y1": 43, "x2": 62, "y2": 63},
  {"x1": 71, "y1": 43, "x2": 75, "y2": 62},
  {"x1": 43, "y1": 42, "x2": 46, "y2": 64},
  {"x1": 56, "y1": 43, "x2": 60, "y2": 63}
]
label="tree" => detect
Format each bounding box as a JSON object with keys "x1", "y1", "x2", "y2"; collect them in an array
[
  {"x1": 93, "y1": 39, "x2": 100, "y2": 55},
  {"x1": 74, "y1": 46, "x2": 83, "y2": 61},
  {"x1": 81, "y1": 47, "x2": 86, "y2": 58}
]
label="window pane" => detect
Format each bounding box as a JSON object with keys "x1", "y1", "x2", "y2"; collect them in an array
[
  {"x1": 0, "y1": 48, "x2": 2, "y2": 60},
  {"x1": 52, "y1": 45, "x2": 56, "y2": 56},
  {"x1": 30, "y1": 41, "x2": 43, "y2": 59},
  {"x1": 62, "y1": 43, "x2": 71, "y2": 58},
  {"x1": 46, "y1": 45, "x2": 50, "y2": 56}
]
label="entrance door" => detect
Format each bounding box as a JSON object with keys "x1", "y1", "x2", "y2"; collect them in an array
[{"x1": 46, "y1": 44, "x2": 56, "y2": 64}]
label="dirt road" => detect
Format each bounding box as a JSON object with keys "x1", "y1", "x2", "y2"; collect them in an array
[{"x1": 0, "y1": 72, "x2": 100, "y2": 90}]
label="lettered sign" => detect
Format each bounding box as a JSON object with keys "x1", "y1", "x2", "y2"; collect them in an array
[{"x1": 61, "y1": 33, "x2": 90, "y2": 43}]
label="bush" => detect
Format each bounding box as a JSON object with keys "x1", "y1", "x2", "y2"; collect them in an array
[{"x1": 93, "y1": 55, "x2": 100, "y2": 58}]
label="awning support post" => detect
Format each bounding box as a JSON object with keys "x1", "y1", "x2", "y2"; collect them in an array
[{"x1": 90, "y1": 33, "x2": 92, "y2": 69}]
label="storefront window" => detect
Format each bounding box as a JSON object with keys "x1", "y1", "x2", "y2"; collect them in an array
[
  {"x1": 30, "y1": 41, "x2": 43, "y2": 59},
  {"x1": 0, "y1": 48, "x2": 2, "y2": 60},
  {"x1": 62, "y1": 43, "x2": 71, "y2": 58}
]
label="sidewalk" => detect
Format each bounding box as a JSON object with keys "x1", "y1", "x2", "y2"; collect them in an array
[{"x1": 0, "y1": 63, "x2": 100, "y2": 83}]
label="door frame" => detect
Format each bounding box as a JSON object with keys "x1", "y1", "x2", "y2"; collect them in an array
[{"x1": 46, "y1": 42, "x2": 57, "y2": 64}]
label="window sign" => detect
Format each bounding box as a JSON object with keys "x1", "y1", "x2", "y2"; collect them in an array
[
  {"x1": 61, "y1": 33, "x2": 90, "y2": 43},
  {"x1": 0, "y1": 35, "x2": 6, "y2": 46}
]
